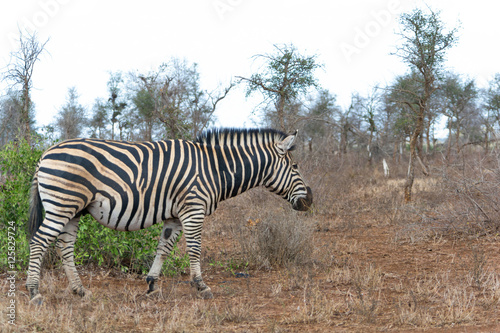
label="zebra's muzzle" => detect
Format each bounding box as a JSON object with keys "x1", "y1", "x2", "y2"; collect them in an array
[{"x1": 292, "y1": 186, "x2": 313, "y2": 211}]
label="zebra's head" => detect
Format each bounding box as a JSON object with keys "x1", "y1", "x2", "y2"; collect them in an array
[{"x1": 265, "y1": 130, "x2": 313, "y2": 212}]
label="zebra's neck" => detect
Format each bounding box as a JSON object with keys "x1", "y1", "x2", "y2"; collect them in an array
[
  {"x1": 196, "y1": 129, "x2": 282, "y2": 202},
  {"x1": 215, "y1": 143, "x2": 272, "y2": 201}
]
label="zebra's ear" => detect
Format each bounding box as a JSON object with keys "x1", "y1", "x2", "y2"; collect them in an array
[{"x1": 276, "y1": 130, "x2": 298, "y2": 154}]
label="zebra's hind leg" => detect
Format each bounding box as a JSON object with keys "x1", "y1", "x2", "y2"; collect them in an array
[
  {"x1": 56, "y1": 217, "x2": 88, "y2": 298},
  {"x1": 146, "y1": 219, "x2": 182, "y2": 295},
  {"x1": 26, "y1": 218, "x2": 68, "y2": 305},
  {"x1": 180, "y1": 209, "x2": 213, "y2": 299}
]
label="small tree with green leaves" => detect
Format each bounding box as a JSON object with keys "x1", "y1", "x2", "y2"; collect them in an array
[
  {"x1": 106, "y1": 72, "x2": 128, "y2": 140},
  {"x1": 89, "y1": 98, "x2": 109, "y2": 139},
  {"x1": 0, "y1": 139, "x2": 43, "y2": 271},
  {"x1": 238, "y1": 44, "x2": 321, "y2": 132},
  {"x1": 131, "y1": 88, "x2": 156, "y2": 141},
  {"x1": 0, "y1": 90, "x2": 26, "y2": 146},
  {"x1": 56, "y1": 87, "x2": 88, "y2": 141}
]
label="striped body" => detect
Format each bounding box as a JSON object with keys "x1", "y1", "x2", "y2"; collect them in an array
[
  {"x1": 26, "y1": 128, "x2": 313, "y2": 302},
  {"x1": 38, "y1": 138, "x2": 219, "y2": 232}
]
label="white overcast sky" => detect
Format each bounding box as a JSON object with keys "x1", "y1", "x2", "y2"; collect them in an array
[{"x1": 1, "y1": 0, "x2": 499, "y2": 132}]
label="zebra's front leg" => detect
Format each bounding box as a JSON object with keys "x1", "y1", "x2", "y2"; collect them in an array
[
  {"x1": 55, "y1": 217, "x2": 88, "y2": 298},
  {"x1": 146, "y1": 219, "x2": 182, "y2": 295},
  {"x1": 180, "y1": 209, "x2": 213, "y2": 299}
]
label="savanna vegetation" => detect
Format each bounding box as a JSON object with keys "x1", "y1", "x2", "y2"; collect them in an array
[{"x1": 1, "y1": 7, "x2": 500, "y2": 332}]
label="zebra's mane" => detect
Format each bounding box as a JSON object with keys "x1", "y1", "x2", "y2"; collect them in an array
[{"x1": 195, "y1": 128, "x2": 288, "y2": 147}]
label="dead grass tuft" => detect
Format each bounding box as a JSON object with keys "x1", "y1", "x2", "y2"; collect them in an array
[
  {"x1": 231, "y1": 205, "x2": 315, "y2": 269},
  {"x1": 283, "y1": 283, "x2": 345, "y2": 326},
  {"x1": 345, "y1": 262, "x2": 384, "y2": 323},
  {"x1": 394, "y1": 272, "x2": 479, "y2": 328}
]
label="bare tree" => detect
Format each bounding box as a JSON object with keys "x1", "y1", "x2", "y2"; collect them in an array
[
  {"x1": 393, "y1": 8, "x2": 458, "y2": 202},
  {"x1": 136, "y1": 61, "x2": 187, "y2": 139},
  {"x1": 334, "y1": 99, "x2": 365, "y2": 157},
  {"x1": 301, "y1": 89, "x2": 338, "y2": 151},
  {"x1": 441, "y1": 72, "x2": 477, "y2": 157},
  {"x1": 136, "y1": 59, "x2": 233, "y2": 140},
  {"x1": 2, "y1": 29, "x2": 48, "y2": 144},
  {"x1": 483, "y1": 74, "x2": 500, "y2": 152},
  {"x1": 351, "y1": 89, "x2": 382, "y2": 165},
  {"x1": 188, "y1": 82, "x2": 234, "y2": 138}
]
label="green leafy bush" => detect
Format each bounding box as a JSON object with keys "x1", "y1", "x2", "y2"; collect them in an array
[
  {"x1": 75, "y1": 216, "x2": 190, "y2": 276},
  {"x1": 0, "y1": 139, "x2": 43, "y2": 271}
]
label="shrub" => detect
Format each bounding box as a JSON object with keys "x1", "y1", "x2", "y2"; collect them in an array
[
  {"x1": 421, "y1": 151, "x2": 500, "y2": 236},
  {"x1": 236, "y1": 209, "x2": 314, "y2": 268},
  {"x1": 75, "y1": 216, "x2": 189, "y2": 276},
  {"x1": 0, "y1": 139, "x2": 43, "y2": 271}
]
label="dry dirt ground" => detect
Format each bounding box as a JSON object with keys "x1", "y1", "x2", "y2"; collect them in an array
[{"x1": 2, "y1": 170, "x2": 500, "y2": 332}]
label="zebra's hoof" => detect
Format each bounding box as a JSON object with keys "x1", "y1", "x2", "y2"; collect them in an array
[
  {"x1": 30, "y1": 293, "x2": 43, "y2": 306},
  {"x1": 198, "y1": 288, "x2": 213, "y2": 299},
  {"x1": 146, "y1": 288, "x2": 160, "y2": 297},
  {"x1": 73, "y1": 287, "x2": 87, "y2": 297},
  {"x1": 82, "y1": 290, "x2": 92, "y2": 301}
]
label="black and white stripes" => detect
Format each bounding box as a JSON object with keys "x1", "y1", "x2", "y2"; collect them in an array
[{"x1": 26, "y1": 128, "x2": 313, "y2": 302}]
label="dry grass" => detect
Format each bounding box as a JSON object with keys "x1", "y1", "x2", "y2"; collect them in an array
[
  {"x1": 2, "y1": 148, "x2": 500, "y2": 331},
  {"x1": 345, "y1": 263, "x2": 384, "y2": 324},
  {"x1": 394, "y1": 272, "x2": 477, "y2": 328},
  {"x1": 232, "y1": 207, "x2": 315, "y2": 269},
  {"x1": 1, "y1": 271, "x2": 258, "y2": 333}
]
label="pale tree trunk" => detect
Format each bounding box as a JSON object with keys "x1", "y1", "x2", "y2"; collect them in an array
[
  {"x1": 146, "y1": 120, "x2": 152, "y2": 141},
  {"x1": 446, "y1": 119, "x2": 452, "y2": 159},
  {"x1": 404, "y1": 128, "x2": 418, "y2": 202},
  {"x1": 456, "y1": 121, "x2": 461, "y2": 154},
  {"x1": 367, "y1": 131, "x2": 373, "y2": 166},
  {"x1": 425, "y1": 120, "x2": 431, "y2": 153},
  {"x1": 21, "y1": 81, "x2": 31, "y2": 145},
  {"x1": 367, "y1": 118, "x2": 375, "y2": 166},
  {"x1": 393, "y1": 140, "x2": 398, "y2": 164},
  {"x1": 484, "y1": 128, "x2": 491, "y2": 155},
  {"x1": 404, "y1": 109, "x2": 425, "y2": 202},
  {"x1": 339, "y1": 122, "x2": 348, "y2": 156},
  {"x1": 276, "y1": 95, "x2": 286, "y2": 132}
]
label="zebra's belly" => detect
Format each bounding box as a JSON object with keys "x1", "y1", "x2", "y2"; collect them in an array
[{"x1": 86, "y1": 194, "x2": 170, "y2": 231}]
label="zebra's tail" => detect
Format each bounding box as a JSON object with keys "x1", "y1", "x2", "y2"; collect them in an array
[{"x1": 28, "y1": 170, "x2": 43, "y2": 240}]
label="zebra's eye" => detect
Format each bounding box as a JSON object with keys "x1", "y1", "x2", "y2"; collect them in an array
[{"x1": 292, "y1": 163, "x2": 298, "y2": 169}]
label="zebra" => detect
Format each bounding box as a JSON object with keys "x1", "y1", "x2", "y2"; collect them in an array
[{"x1": 26, "y1": 128, "x2": 313, "y2": 303}]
